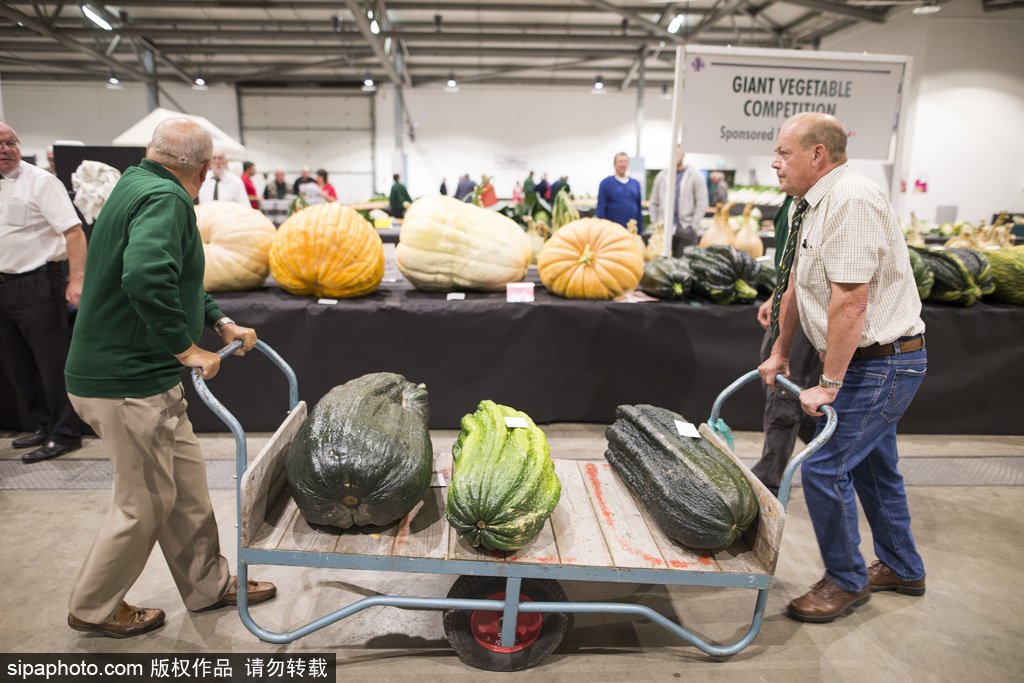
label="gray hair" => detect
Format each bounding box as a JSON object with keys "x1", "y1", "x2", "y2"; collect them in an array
[
  {"x1": 790, "y1": 113, "x2": 849, "y2": 165},
  {"x1": 148, "y1": 117, "x2": 212, "y2": 172}
]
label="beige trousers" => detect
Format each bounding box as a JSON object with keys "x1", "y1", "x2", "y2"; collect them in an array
[{"x1": 68, "y1": 384, "x2": 230, "y2": 622}]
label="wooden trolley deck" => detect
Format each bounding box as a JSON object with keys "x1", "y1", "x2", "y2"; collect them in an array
[{"x1": 239, "y1": 401, "x2": 787, "y2": 589}]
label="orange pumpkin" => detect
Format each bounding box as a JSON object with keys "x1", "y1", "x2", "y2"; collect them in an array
[
  {"x1": 537, "y1": 218, "x2": 645, "y2": 300},
  {"x1": 269, "y1": 203, "x2": 384, "y2": 298},
  {"x1": 195, "y1": 201, "x2": 277, "y2": 292}
]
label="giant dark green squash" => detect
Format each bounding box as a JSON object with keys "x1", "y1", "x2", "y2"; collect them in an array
[
  {"x1": 605, "y1": 404, "x2": 758, "y2": 551},
  {"x1": 907, "y1": 246, "x2": 934, "y2": 300},
  {"x1": 910, "y1": 245, "x2": 982, "y2": 306},
  {"x1": 640, "y1": 256, "x2": 693, "y2": 300},
  {"x1": 944, "y1": 247, "x2": 994, "y2": 296},
  {"x1": 687, "y1": 245, "x2": 761, "y2": 305},
  {"x1": 286, "y1": 372, "x2": 433, "y2": 529},
  {"x1": 446, "y1": 400, "x2": 561, "y2": 552}
]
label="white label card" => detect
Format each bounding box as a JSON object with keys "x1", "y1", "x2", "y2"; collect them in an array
[
  {"x1": 504, "y1": 416, "x2": 529, "y2": 429},
  {"x1": 317, "y1": 298, "x2": 338, "y2": 305},
  {"x1": 447, "y1": 292, "x2": 466, "y2": 301},
  {"x1": 674, "y1": 419, "x2": 701, "y2": 439}
]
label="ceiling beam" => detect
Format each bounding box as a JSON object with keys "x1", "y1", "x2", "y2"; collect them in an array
[
  {"x1": 581, "y1": 0, "x2": 685, "y2": 43},
  {"x1": 775, "y1": 0, "x2": 888, "y2": 22},
  {"x1": 0, "y1": 3, "x2": 150, "y2": 81}
]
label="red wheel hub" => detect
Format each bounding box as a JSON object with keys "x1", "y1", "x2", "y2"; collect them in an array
[{"x1": 470, "y1": 592, "x2": 543, "y2": 653}]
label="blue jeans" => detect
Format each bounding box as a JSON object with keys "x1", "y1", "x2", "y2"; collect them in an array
[{"x1": 802, "y1": 345, "x2": 927, "y2": 593}]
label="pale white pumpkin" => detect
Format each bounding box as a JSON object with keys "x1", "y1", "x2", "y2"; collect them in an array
[
  {"x1": 196, "y1": 201, "x2": 278, "y2": 292},
  {"x1": 395, "y1": 195, "x2": 532, "y2": 291}
]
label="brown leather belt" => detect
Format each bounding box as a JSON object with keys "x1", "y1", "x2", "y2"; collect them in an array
[
  {"x1": 851, "y1": 334, "x2": 925, "y2": 361},
  {"x1": 0, "y1": 262, "x2": 62, "y2": 284}
]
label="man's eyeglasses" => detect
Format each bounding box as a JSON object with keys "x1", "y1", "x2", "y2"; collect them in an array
[{"x1": 0, "y1": 140, "x2": 19, "y2": 150}]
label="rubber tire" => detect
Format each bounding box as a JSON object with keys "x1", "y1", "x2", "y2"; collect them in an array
[{"x1": 443, "y1": 575, "x2": 569, "y2": 672}]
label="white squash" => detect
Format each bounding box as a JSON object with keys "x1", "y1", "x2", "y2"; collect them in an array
[
  {"x1": 395, "y1": 196, "x2": 532, "y2": 291},
  {"x1": 196, "y1": 201, "x2": 278, "y2": 292}
]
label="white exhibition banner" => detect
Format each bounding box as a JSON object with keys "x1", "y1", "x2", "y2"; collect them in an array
[{"x1": 679, "y1": 45, "x2": 907, "y2": 160}]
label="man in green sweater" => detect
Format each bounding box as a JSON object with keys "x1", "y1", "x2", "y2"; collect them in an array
[{"x1": 64, "y1": 118, "x2": 276, "y2": 639}]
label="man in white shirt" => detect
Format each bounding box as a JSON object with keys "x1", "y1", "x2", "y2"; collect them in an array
[
  {"x1": 196, "y1": 148, "x2": 247, "y2": 205},
  {"x1": 648, "y1": 150, "x2": 709, "y2": 254},
  {"x1": 759, "y1": 112, "x2": 926, "y2": 624},
  {"x1": 0, "y1": 122, "x2": 87, "y2": 462}
]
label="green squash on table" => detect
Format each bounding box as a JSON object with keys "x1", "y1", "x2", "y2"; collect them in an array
[
  {"x1": 640, "y1": 256, "x2": 694, "y2": 300},
  {"x1": 910, "y1": 245, "x2": 982, "y2": 307},
  {"x1": 605, "y1": 404, "x2": 758, "y2": 551},
  {"x1": 907, "y1": 246, "x2": 934, "y2": 300},
  {"x1": 983, "y1": 247, "x2": 1024, "y2": 305},
  {"x1": 687, "y1": 244, "x2": 761, "y2": 305},
  {"x1": 446, "y1": 401, "x2": 561, "y2": 552},
  {"x1": 286, "y1": 372, "x2": 433, "y2": 529}
]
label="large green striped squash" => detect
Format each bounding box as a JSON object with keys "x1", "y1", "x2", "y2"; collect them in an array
[
  {"x1": 910, "y1": 246, "x2": 982, "y2": 306},
  {"x1": 286, "y1": 373, "x2": 432, "y2": 529},
  {"x1": 687, "y1": 245, "x2": 761, "y2": 305},
  {"x1": 445, "y1": 401, "x2": 561, "y2": 552},
  {"x1": 605, "y1": 404, "x2": 758, "y2": 551}
]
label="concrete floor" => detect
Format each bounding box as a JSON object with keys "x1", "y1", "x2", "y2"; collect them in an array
[{"x1": 1, "y1": 425, "x2": 1022, "y2": 682}]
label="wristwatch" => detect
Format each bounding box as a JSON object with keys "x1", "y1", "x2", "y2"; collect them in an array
[
  {"x1": 214, "y1": 316, "x2": 235, "y2": 332},
  {"x1": 819, "y1": 373, "x2": 843, "y2": 389}
]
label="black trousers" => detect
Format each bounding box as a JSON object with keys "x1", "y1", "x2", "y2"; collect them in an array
[
  {"x1": 0, "y1": 269, "x2": 82, "y2": 444},
  {"x1": 752, "y1": 323, "x2": 822, "y2": 494}
]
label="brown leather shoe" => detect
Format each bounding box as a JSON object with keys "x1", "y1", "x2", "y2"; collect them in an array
[
  {"x1": 193, "y1": 576, "x2": 277, "y2": 612},
  {"x1": 68, "y1": 602, "x2": 165, "y2": 638},
  {"x1": 788, "y1": 575, "x2": 870, "y2": 623},
  {"x1": 868, "y1": 560, "x2": 926, "y2": 596}
]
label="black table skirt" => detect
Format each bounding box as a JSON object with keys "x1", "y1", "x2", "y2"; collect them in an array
[{"x1": 3, "y1": 276, "x2": 1022, "y2": 435}]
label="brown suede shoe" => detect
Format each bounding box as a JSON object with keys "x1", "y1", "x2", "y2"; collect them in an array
[
  {"x1": 68, "y1": 602, "x2": 165, "y2": 638},
  {"x1": 788, "y1": 575, "x2": 870, "y2": 623},
  {"x1": 193, "y1": 576, "x2": 277, "y2": 612},
  {"x1": 868, "y1": 560, "x2": 926, "y2": 596}
]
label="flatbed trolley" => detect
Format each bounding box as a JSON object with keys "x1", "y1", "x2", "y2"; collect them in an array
[{"x1": 193, "y1": 340, "x2": 836, "y2": 671}]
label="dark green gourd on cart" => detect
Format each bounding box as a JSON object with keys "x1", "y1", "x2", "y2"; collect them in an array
[
  {"x1": 286, "y1": 372, "x2": 433, "y2": 529},
  {"x1": 446, "y1": 400, "x2": 561, "y2": 552},
  {"x1": 605, "y1": 404, "x2": 758, "y2": 551}
]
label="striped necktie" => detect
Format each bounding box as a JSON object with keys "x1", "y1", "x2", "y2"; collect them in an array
[
  {"x1": 768, "y1": 198, "x2": 809, "y2": 346},
  {"x1": 213, "y1": 177, "x2": 220, "y2": 201}
]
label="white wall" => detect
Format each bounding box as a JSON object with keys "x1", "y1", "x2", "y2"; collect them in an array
[
  {"x1": 0, "y1": 81, "x2": 240, "y2": 164},
  {"x1": 3, "y1": 0, "x2": 1022, "y2": 222},
  {"x1": 821, "y1": 0, "x2": 1024, "y2": 223}
]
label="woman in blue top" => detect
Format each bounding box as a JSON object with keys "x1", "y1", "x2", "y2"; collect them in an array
[{"x1": 596, "y1": 152, "x2": 643, "y2": 228}]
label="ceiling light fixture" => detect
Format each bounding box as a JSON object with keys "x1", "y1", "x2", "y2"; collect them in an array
[
  {"x1": 106, "y1": 71, "x2": 121, "y2": 89},
  {"x1": 192, "y1": 75, "x2": 208, "y2": 91},
  {"x1": 367, "y1": 10, "x2": 380, "y2": 34},
  {"x1": 361, "y1": 73, "x2": 376, "y2": 92},
  {"x1": 912, "y1": 1, "x2": 941, "y2": 14},
  {"x1": 592, "y1": 76, "x2": 605, "y2": 94},
  {"x1": 81, "y1": 4, "x2": 113, "y2": 30},
  {"x1": 444, "y1": 73, "x2": 459, "y2": 92},
  {"x1": 332, "y1": 16, "x2": 343, "y2": 32},
  {"x1": 434, "y1": 14, "x2": 442, "y2": 31},
  {"x1": 667, "y1": 15, "x2": 686, "y2": 34}
]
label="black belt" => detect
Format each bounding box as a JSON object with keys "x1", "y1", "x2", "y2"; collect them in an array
[
  {"x1": 851, "y1": 334, "x2": 925, "y2": 361},
  {"x1": 0, "y1": 262, "x2": 62, "y2": 284}
]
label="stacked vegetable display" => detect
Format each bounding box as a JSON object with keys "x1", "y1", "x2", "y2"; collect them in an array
[{"x1": 908, "y1": 244, "x2": 1024, "y2": 307}]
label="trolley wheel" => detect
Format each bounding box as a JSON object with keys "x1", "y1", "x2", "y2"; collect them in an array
[{"x1": 443, "y1": 575, "x2": 569, "y2": 672}]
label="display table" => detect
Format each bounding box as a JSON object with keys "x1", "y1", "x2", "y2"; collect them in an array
[{"x1": 3, "y1": 275, "x2": 1022, "y2": 435}]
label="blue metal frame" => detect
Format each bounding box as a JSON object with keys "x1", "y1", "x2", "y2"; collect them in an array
[{"x1": 192, "y1": 345, "x2": 836, "y2": 661}]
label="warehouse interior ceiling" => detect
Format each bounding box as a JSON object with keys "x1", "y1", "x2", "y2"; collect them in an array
[{"x1": 0, "y1": 0, "x2": 997, "y2": 95}]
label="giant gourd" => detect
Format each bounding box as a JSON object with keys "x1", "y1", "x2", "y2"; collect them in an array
[
  {"x1": 196, "y1": 201, "x2": 277, "y2": 292},
  {"x1": 286, "y1": 373, "x2": 432, "y2": 529},
  {"x1": 688, "y1": 245, "x2": 761, "y2": 305},
  {"x1": 605, "y1": 404, "x2": 758, "y2": 550},
  {"x1": 640, "y1": 256, "x2": 693, "y2": 300},
  {"x1": 537, "y1": 218, "x2": 644, "y2": 300},
  {"x1": 396, "y1": 195, "x2": 532, "y2": 291},
  {"x1": 446, "y1": 401, "x2": 561, "y2": 552},
  {"x1": 270, "y1": 203, "x2": 384, "y2": 298}
]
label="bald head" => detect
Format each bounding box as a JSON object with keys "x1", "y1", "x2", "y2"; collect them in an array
[
  {"x1": 0, "y1": 122, "x2": 22, "y2": 175},
  {"x1": 147, "y1": 118, "x2": 212, "y2": 174},
  {"x1": 784, "y1": 112, "x2": 848, "y2": 166}
]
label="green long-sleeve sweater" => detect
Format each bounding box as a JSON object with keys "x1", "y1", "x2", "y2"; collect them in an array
[{"x1": 66, "y1": 159, "x2": 225, "y2": 398}]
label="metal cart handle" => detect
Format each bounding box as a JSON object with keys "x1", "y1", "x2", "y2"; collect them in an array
[
  {"x1": 189, "y1": 339, "x2": 299, "y2": 478},
  {"x1": 708, "y1": 369, "x2": 838, "y2": 509}
]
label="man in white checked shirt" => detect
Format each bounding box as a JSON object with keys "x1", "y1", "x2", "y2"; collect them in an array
[{"x1": 759, "y1": 112, "x2": 927, "y2": 624}]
